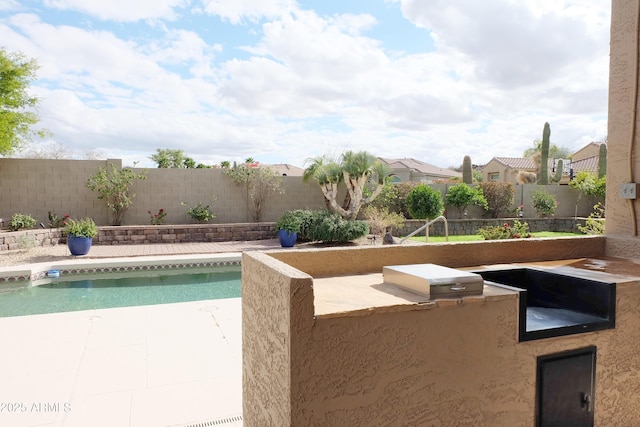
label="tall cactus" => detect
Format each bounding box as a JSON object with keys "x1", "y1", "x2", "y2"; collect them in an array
[
  {"x1": 598, "y1": 143, "x2": 607, "y2": 178},
  {"x1": 539, "y1": 122, "x2": 550, "y2": 185},
  {"x1": 462, "y1": 155, "x2": 472, "y2": 184},
  {"x1": 551, "y1": 159, "x2": 563, "y2": 183}
]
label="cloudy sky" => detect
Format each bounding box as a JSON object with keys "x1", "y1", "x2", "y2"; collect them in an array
[{"x1": 0, "y1": 0, "x2": 610, "y2": 169}]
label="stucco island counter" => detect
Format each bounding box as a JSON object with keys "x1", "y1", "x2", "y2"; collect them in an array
[{"x1": 241, "y1": 236, "x2": 640, "y2": 426}]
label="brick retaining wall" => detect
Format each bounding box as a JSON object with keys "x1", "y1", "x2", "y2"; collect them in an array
[
  {"x1": 0, "y1": 223, "x2": 277, "y2": 251},
  {"x1": 94, "y1": 223, "x2": 276, "y2": 245},
  {"x1": 1, "y1": 218, "x2": 591, "y2": 252},
  {"x1": 0, "y1": 228, "x2": 64, "y2": 251}
]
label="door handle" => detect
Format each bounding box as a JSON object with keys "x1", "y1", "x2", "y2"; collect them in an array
[{"x1": 581, "y1": 392, "x2": 592, "y2": 412}]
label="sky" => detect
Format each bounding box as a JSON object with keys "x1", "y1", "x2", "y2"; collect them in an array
[{"x1": 0, "y1": 0, "x2": 611, "y2": 169}]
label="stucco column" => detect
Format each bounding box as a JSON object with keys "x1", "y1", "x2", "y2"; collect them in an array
[{"x1": 606, "y1": 0, "x2": 640, "y2": 256}]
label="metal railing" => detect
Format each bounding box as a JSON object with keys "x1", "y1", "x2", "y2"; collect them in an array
[{"x1": 399, "y1": 215, "x2": 449, "y2": 244}]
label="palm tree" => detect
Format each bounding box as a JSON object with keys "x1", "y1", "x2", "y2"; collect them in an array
[
  {"x1": 304, "y1": 151, "x2": 390, "y2": 219},
  {"x1": 303, "y1": 155, "x2": 342, "y2": 211}
]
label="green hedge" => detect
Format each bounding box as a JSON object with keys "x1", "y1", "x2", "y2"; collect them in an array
[{"x1": 289, "y1": 209, "x2": 369, "y2": 243}]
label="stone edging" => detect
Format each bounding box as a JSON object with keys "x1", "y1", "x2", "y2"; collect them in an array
[{"x1": 0, "y1": 223, "x2": 277, "y2": 251}]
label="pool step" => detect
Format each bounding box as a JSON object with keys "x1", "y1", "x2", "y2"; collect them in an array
[{"x1": 180, "y1": 414, "x2": 243, "y2": 426}]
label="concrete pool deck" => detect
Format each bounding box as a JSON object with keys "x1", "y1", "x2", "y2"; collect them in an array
[
  {"x1": 0, "y1": 240, "x2": 283, "y2": 427},
  {"x1": 0, "y1": 298, "x2": 243, "y2": 427}
]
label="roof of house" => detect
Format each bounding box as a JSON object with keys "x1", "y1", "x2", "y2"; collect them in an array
[
  {"x1": 268, "y1": 163, "x2": 305, "y2": 177},
  {"x1": 490, "y1": 157, "x2": 539, "y2": 170},
  {"x1": 571, "y1": 156, "x2": 599, "y2": 173},
  {"x1": 486, "y1": 155, "x2": 598, "y2": 175},
  {"x1": 489, "y1": 156, "x2": 578, "y2": 170},
  {"x1": 378, "y1": 157, "x2": 462, "y2": 178}
]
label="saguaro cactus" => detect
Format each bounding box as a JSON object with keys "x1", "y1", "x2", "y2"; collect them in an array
[
  {"x1": 551, "y1": 159, "x2": 563, "y2": 183},
  {"x1": 539, "y1": 122, "x2": 550, "y2": 185},
  {"x1": 598, "y1": 143, "x2": 607, "y2": 178},
  {"x1": 462, "y1": 155, "x2": 472, "y2": 184}
]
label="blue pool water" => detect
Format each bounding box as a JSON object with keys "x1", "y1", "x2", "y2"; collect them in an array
[{"x1": 0, "y1": 268, "x2": 241, "y2": 317}]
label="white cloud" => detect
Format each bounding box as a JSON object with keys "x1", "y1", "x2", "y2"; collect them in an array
[
  {"x1": 256, "y1": 11, "x2": 388, "y2": 79},
  {"x1": 0, "y1": 1, "x2": 612, "y2": 170},
  {"x1": 397, "y1": 0, "x2": 610, "y2": 88},
  {"x1": 43, "y1": 0, "x2": 189, "y2": 22},
  {"x1": 0, "y1": 0, "x2": 20, "y2": 11},
  {"x1": 201, "y1": 0, "x2": 296, "y2": 24},
  {"x1": 7, "y1": 14, "x2": 219, "y2": 113},
  {"x1": 145, "y1": 29, "x2": 221, "y2": 66}
]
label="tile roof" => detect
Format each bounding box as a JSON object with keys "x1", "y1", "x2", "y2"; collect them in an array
[
  {"x1": 571, "y1": 156, "x2": 599, "y2": 173},
  {"x1": 268, "y1": 163, "x2": 305, "y2": 177},
  {"x1": 378, "y1": 157, "x2": 462, "y2": 178},
  {"x1": 492, "y1": 157, "x2": 538, "y2": 170},
  {"x1": 490, "y1": 156, "x2": 598, "y2": 174}
]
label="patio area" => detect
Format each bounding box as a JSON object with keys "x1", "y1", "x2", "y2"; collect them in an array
[
  {"x1": 0, "y1": 245, "x2": 252, "y2": 427},
  {"x1": 0, "y1": 298, "x2": 243, "y2": 427}
]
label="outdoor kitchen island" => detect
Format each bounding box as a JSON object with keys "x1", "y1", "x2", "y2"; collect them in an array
[{"x1": 242, "y1": 237, "x2": 640, "y2": 426}]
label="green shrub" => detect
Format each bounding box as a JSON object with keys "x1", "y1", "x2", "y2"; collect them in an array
[
  {"x1": 579, "y1": 203, "x2": 605, "y2": 235},
  {"x1": 295, "y1": 209, "x2": 369, "y2": 243},
  {"x1": 478, "y1": 182, "x2": 514, "y2": 218},
  {"x1": 364, "y1": 182, "x2": 400, "y2": 212},
  {"x1": 10, "y1": 213, "x2": 36, "y2": 231},
  {"x1": 85, "y1": 163, "x2": 147, "y2": 226},
  {"x1": 405, "y1": 184, "x2": 444, "y2": 219},
  {"x1": 64, "y1": 217, "x2": 99, "y2": 238},
  {"x1": 275, "y1": 210, "x2": 303, "y2": 233},
  {"x1": 477, "y1": 220, "x2": 531, "y2": 240},
  {"x1": 569, "y1": 172, "x2": 606, "y2": 200},
  {"x1": 445, "y1": 183, "x2": 488, "y2": 216},
  {"x1": 183, "y1": 202, "x2": 216, "y2": 223},
  {"x1": 394, "y1": 182, "x2": 421, "y2": 218},
  {"x1": 531, "y1": 190, "x2": 558, "y2": 217}
]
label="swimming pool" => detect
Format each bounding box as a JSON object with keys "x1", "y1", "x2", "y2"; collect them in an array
[{"x1": 0, "y1": 267, "x2": 241, "y2": 317}]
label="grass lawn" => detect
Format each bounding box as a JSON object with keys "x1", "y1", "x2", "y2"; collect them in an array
[{"x1": 406, "y1": 231, "x2": 584, "y2": 243}]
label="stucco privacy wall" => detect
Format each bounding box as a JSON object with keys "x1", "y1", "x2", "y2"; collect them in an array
[
  {"x1": 0, "y1": 158, "x2": 119, "y2": 226},
  {"x1": 0, "y1": 158, "x2": 596, "y2": 227},
  {"x1": 242, "y1": 239, "x2": 640, "y2": 425},
  {"x1": 0, "y1": 158, "x2": 327, "y2": 225},
  {"x1": 607, "y1": 0, "x2": 640, "y2": 256}
]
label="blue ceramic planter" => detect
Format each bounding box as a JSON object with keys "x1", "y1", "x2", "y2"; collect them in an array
[
  {"x1": 277, "y1": 230, "x2": 297, "y2": 247},
  {"x1": 67, "y1": 235, "x2": 93, "y2": 256}
]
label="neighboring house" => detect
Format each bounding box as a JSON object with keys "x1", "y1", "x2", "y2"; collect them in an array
[
  {"x1": 570, "y1": 155, "x2": 600, "y2": 176},
  {"x1": 482, "y1": 157, "x2": 542, "y2": 184},
  {"x1": 572, "y1": 142, "x2": 603, "y2": 162},
  {"x1": 378, "y1": 158, "x2": 462, "y2": 183},
  {"x1": 481, "y1": 142, "x2": 603, "y2": 185},
  {"x1": 268, "y1": 163, "x2": 305, "y2": 177}
]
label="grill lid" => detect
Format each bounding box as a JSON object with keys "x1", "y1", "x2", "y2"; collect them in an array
[{"x1": 383, "y1": 263, "x2": 484, "y2": 297}]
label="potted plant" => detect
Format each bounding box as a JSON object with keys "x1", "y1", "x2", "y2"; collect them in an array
[
  {"x1": 275, "y1": 210, "x2": 302, "y2": 247},
  {"x1": 65, "y1": 217, "x2": 99, "y2": 256}
]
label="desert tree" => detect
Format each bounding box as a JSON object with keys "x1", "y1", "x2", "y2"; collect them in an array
[
  {"x1": 303, "y1": 150, "x2": 390, "y2": 220},
  {"x1": 0, "y1": 49, "x2": 50, "y2": 155}
]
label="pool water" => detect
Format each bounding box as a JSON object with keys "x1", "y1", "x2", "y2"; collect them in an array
[{"x1": 0, "y1": 268, "x2": 241, "y2": 317}]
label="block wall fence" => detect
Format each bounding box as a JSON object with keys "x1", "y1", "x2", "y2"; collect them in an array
[
  {"x1": 0, "y1": 158, "x2": 328, "y2": 226},
  {"x1": 0, "y1": 158, "x2": 597, "y2": 228}
]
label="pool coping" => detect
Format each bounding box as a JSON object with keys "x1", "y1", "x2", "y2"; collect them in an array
[{"x1": 0, "y1": 252, "x2": 242, "y2": 283}]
